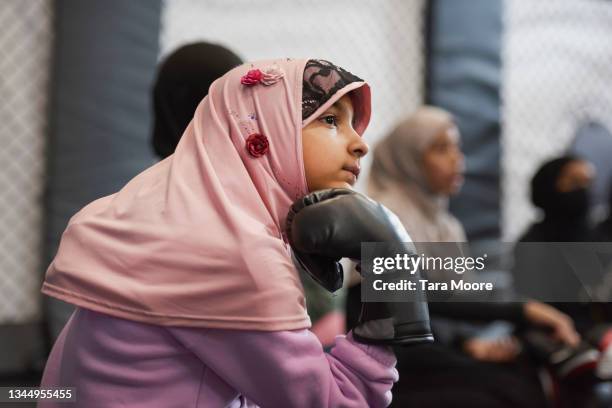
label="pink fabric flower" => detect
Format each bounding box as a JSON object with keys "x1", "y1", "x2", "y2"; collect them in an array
[
  {"x1": 261, "y1": 65, "x2": 284, "y2": 85},
  {"x1": 241, "y1": 66, "x2": 284, "y2": 87},
  {"x1": 246, "y1": 133, "x2": 269, "y2": 157},
  {"x1": 241, "y1": 69, "x2": 263, "y2": 86}
]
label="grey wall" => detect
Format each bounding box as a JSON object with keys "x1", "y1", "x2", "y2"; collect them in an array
[{"x1": 44, "y1": 0, "x2": 162, "y2": 342}]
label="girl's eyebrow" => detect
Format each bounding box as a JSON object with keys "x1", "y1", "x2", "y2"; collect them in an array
[
  {"x1": 331, "y1": 100, "x2": 350, "y2": 115},
  {"x1": 326, "y1": 103, "x2": 341, "y2": 113}
]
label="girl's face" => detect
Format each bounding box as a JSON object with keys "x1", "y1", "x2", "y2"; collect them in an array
[
  {"x1": 421, "y1": 125, "x2": 464, "y2": 196},
  {"x1": 302, "y1": 95, "x2": 369, "y2": 191}
]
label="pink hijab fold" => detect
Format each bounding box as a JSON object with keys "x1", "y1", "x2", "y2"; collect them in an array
[{"x1": 42, "y1": 58, "x2": 370, "y2": 331}]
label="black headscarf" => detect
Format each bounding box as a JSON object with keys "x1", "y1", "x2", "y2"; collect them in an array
[
  {"x1": 152, "y1": 42, "x2": 243, "y2": 158},
  {"x1": 522, "y1": 155, "x2": 592, "y2": 242}
]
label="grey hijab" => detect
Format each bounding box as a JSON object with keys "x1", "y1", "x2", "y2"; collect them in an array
[{"x1": 368, "y1": 106, "x2": 466, "y2": 243}]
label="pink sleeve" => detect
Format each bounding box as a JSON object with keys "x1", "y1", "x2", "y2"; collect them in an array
[{"x1": 169, "y1": 327, "x2": 398, "y2": 408}]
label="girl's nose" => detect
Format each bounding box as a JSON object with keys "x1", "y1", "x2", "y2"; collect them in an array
[{"x1": 349, "y1": 133, "x2": 369, "y2": 158}]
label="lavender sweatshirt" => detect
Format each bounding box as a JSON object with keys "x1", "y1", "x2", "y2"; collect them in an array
[{"x1": 38, "y1": 308, "x2": 398, "y2": 407}]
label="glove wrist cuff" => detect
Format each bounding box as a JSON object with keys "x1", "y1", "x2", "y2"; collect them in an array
[{"x1": 346, "y1": 331, "x2": 396, "y2": 365}]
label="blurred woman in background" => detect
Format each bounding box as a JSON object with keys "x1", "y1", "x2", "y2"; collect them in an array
[
  {"x1": 515, "y1": 156, "x2": 612, "y2": 407},
  {"x1": 519, "y1": 156, "x2": 595, "y2": 243}
]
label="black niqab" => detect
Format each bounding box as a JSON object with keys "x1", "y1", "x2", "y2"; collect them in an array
[{"x1": 522, "y1": 155, "x2": 592, "y2": 242}]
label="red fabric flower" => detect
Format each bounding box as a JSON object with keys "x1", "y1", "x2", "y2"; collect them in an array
[
  {"x1": 246, "y1": 133, "x2": 269, "y2": 157},
  {"x1": 241, "y1": 69, "x2": 263, "y2": 86}
]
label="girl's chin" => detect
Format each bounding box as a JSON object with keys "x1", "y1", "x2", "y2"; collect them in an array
[{"x1": 323, "y1": 181, "x2": 354, "y2": 190}]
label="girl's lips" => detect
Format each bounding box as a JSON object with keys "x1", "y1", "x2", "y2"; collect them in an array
[{"x1": 343, "y1": 164, "x2": 361, "y2": 179}]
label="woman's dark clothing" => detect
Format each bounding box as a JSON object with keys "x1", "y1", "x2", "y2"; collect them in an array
[
  {"x1": 517, "y1": 157, "x2": 600, "y2": 331},
  {"x1": 391, "y1": 344, "x2": 546, "y2": 408},
  {"x1": 515, "y1": 156, "x2": 612, "y2": 407},
  {"x1": 594, "y1": 218, "x2": 612, "y2": 243},
  {"x1": 347, "y1": 285, "x2": 547, "y2": 407}
]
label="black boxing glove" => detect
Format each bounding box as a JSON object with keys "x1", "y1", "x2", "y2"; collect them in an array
[{"x1": 285, "y1": 188, "x2": 433, "y2": 346}]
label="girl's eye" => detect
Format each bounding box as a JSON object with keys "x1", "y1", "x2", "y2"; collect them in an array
[{"x1": 321, "y1": 115, "x2": 338, "y2": 127}]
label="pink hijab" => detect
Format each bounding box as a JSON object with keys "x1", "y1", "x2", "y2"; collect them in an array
[{"x1": 42, "y1": 58, "x2": 371, "y2": 331}]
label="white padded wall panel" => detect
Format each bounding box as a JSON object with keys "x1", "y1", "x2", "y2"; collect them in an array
[{"x1": 0, "y1": 0, "x2": 52, "y2": 323}]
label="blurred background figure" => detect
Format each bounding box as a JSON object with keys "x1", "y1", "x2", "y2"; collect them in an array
[
  {"x1": 515, "y1": 156, "x2": 612, "y2": 407},
  {"x1": 516, "y1": 155, "x2": 598, "y2": 332},
  {"x1": 151, "y1": 42, "x2": 243, "y2": 159},
  {"x1": 368, "y1": 106, "x2": 465, "y2": 243},
  {"x1": 519, "y1": 156, "x2": 595, "y2": 243}
]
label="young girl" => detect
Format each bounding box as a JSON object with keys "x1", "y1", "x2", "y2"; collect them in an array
[
  {"x1": 38, "y1": 59, "x2": 398, "y2": 407},
  {"x1": 151, "y1": 44, "x2": 341, "y2": 348}
]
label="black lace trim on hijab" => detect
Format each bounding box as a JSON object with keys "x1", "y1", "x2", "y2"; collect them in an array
[{"x1": 302, "y1": 59, "x2": 364, "y2": 120}]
